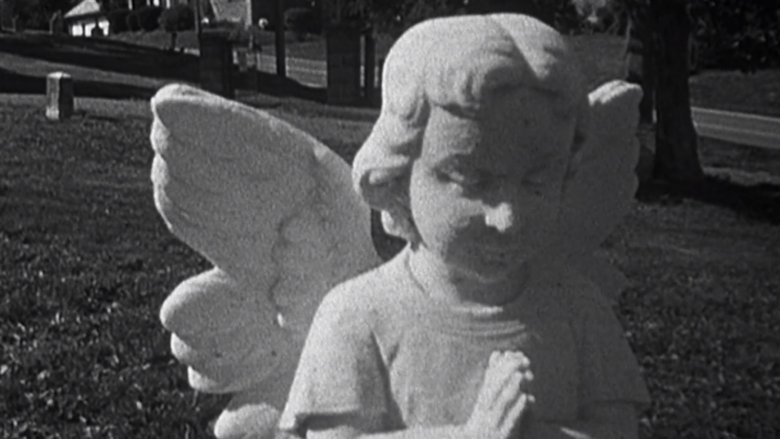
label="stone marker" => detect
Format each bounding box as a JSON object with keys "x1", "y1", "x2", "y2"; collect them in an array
[{"x1": 46, "y1": 72, "x2": 74, "y2": 121}]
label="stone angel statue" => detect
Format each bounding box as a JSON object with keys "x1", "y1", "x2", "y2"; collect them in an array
[{"x1": 150, "y1": 14, "x2": 645, "y2": 439}]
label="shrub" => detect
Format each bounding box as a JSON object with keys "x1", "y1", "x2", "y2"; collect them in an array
[
  {"x1": 126, "y1": 9, "x2": 140, "y2": 31},
  {"x1": 107, "y1": 8, "x2": 130, "y2": 34},
  {"x1": 691, "y1": 0, "x2": 780, "y2": 71},
  {"x1": 284, "y1": 7, "x2": 320, "y2": 36},
  {"x1": 136, "y1": 5, "x2": 163, "y2": 31},
  {"x1": 158, "y1": 4, "x2": 194, "y2": 32}
]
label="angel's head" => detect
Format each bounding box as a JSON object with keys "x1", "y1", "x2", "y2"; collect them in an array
[{"x1": 353, "y1": 14, "x2": 590, "y2": 280}]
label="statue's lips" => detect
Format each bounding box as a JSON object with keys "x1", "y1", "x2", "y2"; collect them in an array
[{"x1": 475, "y1": 245, "x2": 526, "y2": 262}]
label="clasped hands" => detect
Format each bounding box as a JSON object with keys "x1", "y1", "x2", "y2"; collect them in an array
[{"x1": 461, "y1": 351, "x2": 535, "y2": 439}]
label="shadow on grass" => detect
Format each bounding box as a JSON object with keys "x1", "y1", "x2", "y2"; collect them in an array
[
  {"x1": 0, "y1": 32, "x2": 198, "y2": 82},
  {"x1": 637, "y1": 175, "x2": 780, "y2": 225},
  {"x1": 239, "y1": 72, "x2": 381, "y2": 114},
  {"x1": 247, "y1": 71, "x2": 327, "y2": 103},
  {"x1": 0, "y1": 68, "x2": 157, "y2": 99}
]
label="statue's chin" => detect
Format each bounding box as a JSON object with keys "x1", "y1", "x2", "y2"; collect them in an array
[{"x1": 454, "y1": 255, "x2": 532, "y2": 289}]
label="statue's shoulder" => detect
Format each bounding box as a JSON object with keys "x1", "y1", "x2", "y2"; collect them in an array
[
  {"x1": 532, "y1": 262, "x2": 610, "y2": 316},
  {"x1": 319, "y1": 254, "x2": 409, "y2": 320}
]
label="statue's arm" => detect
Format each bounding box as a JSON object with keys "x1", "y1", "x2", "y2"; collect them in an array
[
  {"x1": 304, "y1": 402, "x2": 637, "y2": 439},
  {"x1": 527, "y1": 403, "x2": 639, "y2": 439},
  {"x1": 306, "y1": 414, "x2": 464, "y2": 439}
]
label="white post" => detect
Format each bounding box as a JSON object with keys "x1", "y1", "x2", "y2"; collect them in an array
[{"x1": 46, "y1": 72, "x2": 74, "y2": 121}]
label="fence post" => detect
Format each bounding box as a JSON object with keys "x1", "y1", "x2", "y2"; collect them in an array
[{"x1": 198, "y1": 30, "x2": 234, "y2": 98}]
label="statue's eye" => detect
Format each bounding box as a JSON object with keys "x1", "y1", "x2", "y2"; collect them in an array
[
  {"x1": 523, "y1": 159, "x2": 560, "y2": 188},
  {"x1": 522, "y1": 175, "x2": 545, "y2": 188},
  {"x1": 439, "y1": 168, "x2": 492, "y2": 190}
]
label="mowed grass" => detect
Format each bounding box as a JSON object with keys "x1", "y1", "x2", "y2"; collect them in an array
[
  {"x1": 2, "y1": 28, "x2": 780, "y2": 439},
  {"x1": 1, "y1": 92, "x2": 779, "y2": 438}
]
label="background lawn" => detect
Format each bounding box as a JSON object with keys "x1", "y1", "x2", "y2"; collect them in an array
[{"x1": 1, "y1": 30, "x2": 779, "y2": 439}]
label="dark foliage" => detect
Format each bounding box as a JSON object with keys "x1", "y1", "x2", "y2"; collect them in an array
[
  {"x1": 97, "y1": 0, "x2": 131, "y2": 13},
  {"x1": 284, "y1": 7, "x2": 321, "y2": 36},
  {"x1": 135, "y1": 5, "x2": 163, "y2": 32},
  {"x1": 2, "y1": 96, "x2": 779, "y2": 439},
  {"x1": 126, "y1": 9, "x2": 141, "y2": 32},
  {"x1": 322, "y1": 0, "x2": 606, "y2": 38},
  {"x1": 2, "y1": 21, "x2": 779, "y2": 439},
  {"x1": 325, "y1": 0, "x2": 463, "y2": 35},
  {"x1": 9, "y1": 0, "x2": 71, "y2": 30},
  {"x1": 107, "y1": 8, "x2": 131, "y2": 34},
  {"x1": 158, "y1": 4, "x2": 195, "y2": 32},
  {"x1": 610, "y1": 0, "x2": 779, "y2": 71},
  {"x1": 690, "y1": 0, "x2": 780, "y2": 71}
]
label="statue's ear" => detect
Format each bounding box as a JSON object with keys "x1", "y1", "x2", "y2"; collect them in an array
[
  {"x1": 356, "y1": 167, "x2": 405, "y2": 208},
  {"x1": 356, "y1": 169, "x2": 419, "y2": 243}
]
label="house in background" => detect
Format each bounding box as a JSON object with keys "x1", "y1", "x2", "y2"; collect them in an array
[
  {"x1": 207, "y1": 0, "x2": 318, "y2": 28},
  {"x1": 64, "y1": 0, "x2": 109, "y2": 36},
  {"x1": 64, "y1": 0, "x2": 192, "y2": 37},
  {"x1": 126, "y1": 0, "x2": 189, "y2": 9}
]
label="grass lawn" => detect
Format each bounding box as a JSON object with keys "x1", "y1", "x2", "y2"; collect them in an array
[
  {"x1": 110, "y1": 28, "x2": 331, "y2": 62},
  {"x1": 1, "y1": 29, "x2": 779, "y2": 439},
  {"x1": 0, "y1": 31, "x2": 198, "y2": 99},
  {"x1": 5, "y1": 30, "x2": 779, "y2": 117},
  {"x1": 2, "y1": 90, "x2": 779, "y2": 438},
  {"x1": 113, "y1": 29, "x2": 780, "y2": 118}
]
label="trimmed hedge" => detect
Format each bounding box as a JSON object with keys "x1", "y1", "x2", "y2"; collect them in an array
[
  {"x1": 159, "y1": 4, "x2": 194, "y2": 32},
  {"x1": 107, "y1": 8, "x2": 130, "y2": 34},
  {"x1": 125, "y1": 9, "x2": 139, "y2": 31},
  {"x1": 284, "y1": 7, "x2": 320, "y2": 36},
  {"x1": 128, "y1": 5, "x2": 163, "y2": 32}
]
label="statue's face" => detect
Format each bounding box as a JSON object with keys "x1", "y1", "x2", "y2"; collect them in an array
[{"x1": 409, "y1": 88, "x2": 576, "y2": 282}]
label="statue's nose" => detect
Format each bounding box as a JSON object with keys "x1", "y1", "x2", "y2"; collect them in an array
[{"x1": 484, "y1": 202, "x2": 516, "y2": 233}]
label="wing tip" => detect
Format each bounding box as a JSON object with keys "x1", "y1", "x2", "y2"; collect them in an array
[{"x1": 151, "y1": 83, "x2": 227, "y2": 130}]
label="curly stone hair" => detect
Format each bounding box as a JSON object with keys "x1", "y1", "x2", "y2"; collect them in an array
[{"x1": 352, "y1": 13, "x2": 591, "y2": 242}]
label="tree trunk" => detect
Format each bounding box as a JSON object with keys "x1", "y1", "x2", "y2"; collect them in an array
[
  {"x1": 274, "y1": 0, "x2": 286, "y2": 78},
  {"x1": 625, "y1": 1, "x2": 656, "y2": 125},
  {"x1": 651, "y1": 0, "x2": 703, "y2": 182},
  {"x1": 623, "y1": 1, "x2": 656, "y2": 182}
]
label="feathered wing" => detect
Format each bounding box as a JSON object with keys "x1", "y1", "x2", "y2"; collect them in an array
[
  {"x1": 541, "y1": 80, "x2": 642, "y2": 301},
  {"x1": 150, "y1": 84, "x2": 380, "y2": 438}
]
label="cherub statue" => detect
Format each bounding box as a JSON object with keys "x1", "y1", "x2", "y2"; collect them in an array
[{"x1": 150, "y1": 13, "x2": 649, "y2": 439}]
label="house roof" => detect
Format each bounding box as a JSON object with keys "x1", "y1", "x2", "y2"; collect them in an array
[{"x1": 64, "y1": 0, "x2": 102, "y2": 19}]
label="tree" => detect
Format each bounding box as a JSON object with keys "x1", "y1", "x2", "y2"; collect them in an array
[
  {"x1": 11, "y1": 0, "x2": 73, "y2": 29},
  {"x1": 159, "y1": 4, "x2": 194, "y2": 51},
  {"x1": 95, "y1": 0, "x2": 126, "y2": 13},
  {"x1": 611, "y1": 0, "x2": 778, "y2": 182},
  {"x1": 689, "y1": 0, "x2": 780, "y2": 71},
  {"x1": 589, "y1": 0, "x2": 702, "y2": 183},
  {"x1": 464, "y1": 0, "x2": 556, "y2": 25},
  {"x1": 322, "y1": 0, "x2": 463, "y2": 35},
  {"x1": 649, "y1": 0, "x2": 702, "y2": 182}
]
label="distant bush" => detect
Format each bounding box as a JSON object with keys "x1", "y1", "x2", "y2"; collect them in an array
[
  {"x1": 107, "y1": 8, "x2": 130, "y2": 34},
  {"x1": 284, "y1": 7, "x2": 320, "y2": 37},
  {"x1": 691, "y1": 0, "x2": 780, "y2": 71},
  {"x1": 136, "y1": 5, "x2": 163, "y2": 31},
  {"x1": 159, "y1": 4, "x2": 194, "y2": 32},
  {"x1": 126, "y1": 9, "x2": 140, "y2": 31}
]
